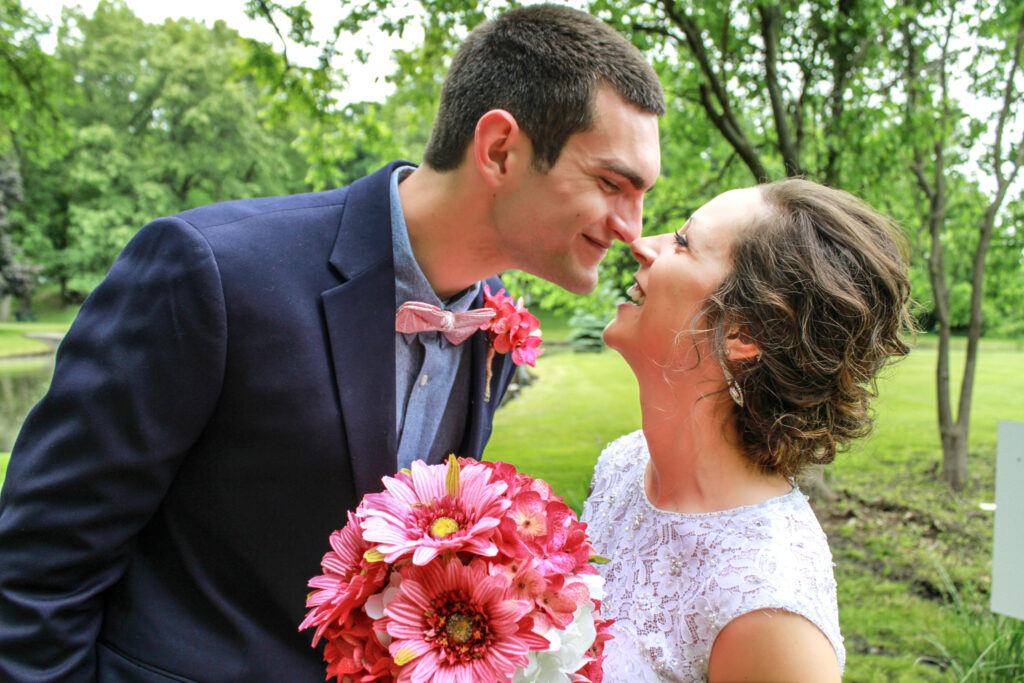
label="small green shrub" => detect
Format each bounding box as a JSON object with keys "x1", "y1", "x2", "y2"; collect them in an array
[{"x1": 567, "y1": 312, "x2": 607, "y2": 353}]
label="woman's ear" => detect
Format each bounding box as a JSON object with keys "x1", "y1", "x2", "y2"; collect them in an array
[
  {"x1": 724, "y1": 327, "x2": 761, "y2": 361},
  {"x1": 473, "y1": 109, "x2": 528, "y2": 187}
]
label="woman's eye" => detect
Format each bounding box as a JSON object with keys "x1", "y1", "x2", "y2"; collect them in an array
[{"x1": 674, "y1": 231, "x2": 688, "y2": 248}]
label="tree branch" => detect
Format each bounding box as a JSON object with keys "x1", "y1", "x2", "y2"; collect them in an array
[
  {"x1": 990, "y1": 8, "x2": 1024, "y2": 188},
  {"x1": 251, "y1": 0, "x2": 295, "y2": 89},
  {"x1": 656, "y1": 0, "x2": 767, "y2": 181},
  {"x1": 758, "y1": 3, "x2": 801, "y2": 177},
  {"x1": 698, "y1": 83, "x2": 769, "y2": 181}
]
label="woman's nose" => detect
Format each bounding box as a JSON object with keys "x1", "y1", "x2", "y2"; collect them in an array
[{"x1": 630, "y1": 235, "x2": 658, "y2": 265}]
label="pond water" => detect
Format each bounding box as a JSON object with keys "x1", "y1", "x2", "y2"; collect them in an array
[{"x1": 0, "y1": 355, "x2": 55, "y2": 451}]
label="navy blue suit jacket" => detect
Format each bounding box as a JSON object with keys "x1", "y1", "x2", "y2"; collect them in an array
[{"x1": 0, "y1": 162, "x2": 516, "y2": 681}]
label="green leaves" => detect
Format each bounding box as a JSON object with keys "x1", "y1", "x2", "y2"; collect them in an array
[
  {"x1": 7, "y1": 0, "x2": 308, "y2": 302},
  {"x1": 0, "y1": 0, "x2": 71, "y2": 158}
]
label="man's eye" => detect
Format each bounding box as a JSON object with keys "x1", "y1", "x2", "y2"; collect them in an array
[
  {"x1": 675, "y1": 231, "x2": 688, "y2": 247},
  {"x1": 600, "y1": 177, "x2": 619, "y2": 191}
]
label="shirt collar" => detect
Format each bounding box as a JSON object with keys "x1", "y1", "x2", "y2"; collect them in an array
[{"x1": 390, "y1": 166, "x2": 482, "y2": 343}]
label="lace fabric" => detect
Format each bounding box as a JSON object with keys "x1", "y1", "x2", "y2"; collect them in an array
[{"x1": 582, "y1": 430, "x2": 845, "y2": 682}]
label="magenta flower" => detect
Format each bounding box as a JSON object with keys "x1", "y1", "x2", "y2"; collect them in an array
[
  {"x1": 320, "y1": 612, "x2": 396, "y2": 681},
  {"x1": 383, "y1": 559, "x2": 549, "y2": 682},
  {"x1": 359, "y1": 458, "x2": 511, "y2": 566},
  {"x1": 299, "y1": 511, "x2": 389, "y2": 645},
  {"x1": 481, "y1": 285, "x2": 545, "y2": 367},
  {"x1": 533, "y1": 574, "x2": 592, "y2": 630},
  {"x1": 512, "y1": 496, "x2": 595, "y2": 577}
]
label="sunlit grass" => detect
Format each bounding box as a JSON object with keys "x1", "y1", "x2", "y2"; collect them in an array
[
  {"x1": 0, "y1": 325, "x2": 63, "y2": 358},
  {"x1": 0, "y1": 293, "x2": 79, "y2": 359},
  {"x1": 485, "y1": 347, "x2": 639, "y2": 511}
]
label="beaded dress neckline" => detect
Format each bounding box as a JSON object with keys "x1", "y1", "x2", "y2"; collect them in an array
[{"x1": 582, "y1": 430, "x2": 845, "y2": 682}]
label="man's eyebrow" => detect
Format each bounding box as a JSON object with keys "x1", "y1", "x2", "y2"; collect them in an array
[{"x1": 601, "y1": 162, "x2": 656, "y2": 193}]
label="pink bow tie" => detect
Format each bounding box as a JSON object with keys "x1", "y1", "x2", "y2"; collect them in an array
[{"x1": 395, "y1": 301, "x2": 496, "y2": 345}]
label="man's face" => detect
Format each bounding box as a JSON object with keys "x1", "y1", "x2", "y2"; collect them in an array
[{"x1": 491, "y1": 87, "x2": 661, "y2": 294}]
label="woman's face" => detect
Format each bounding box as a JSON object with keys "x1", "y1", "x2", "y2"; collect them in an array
[{"x1": 603, "y1": 187, "x2": 765, "y2": 367}]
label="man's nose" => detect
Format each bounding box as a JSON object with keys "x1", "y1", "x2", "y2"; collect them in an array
[{"x1": 609, "y1": 194, "x2": 644, "y2": 244}]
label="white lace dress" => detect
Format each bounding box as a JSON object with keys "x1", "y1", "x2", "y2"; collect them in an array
[{"x1": 581, "y1": 430, "x2": 845, "y2": 682}]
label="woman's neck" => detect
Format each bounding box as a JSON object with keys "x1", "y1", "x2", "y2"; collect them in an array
[{"x1": 635, "y1": 369, "x2": 790, "y2": 514}]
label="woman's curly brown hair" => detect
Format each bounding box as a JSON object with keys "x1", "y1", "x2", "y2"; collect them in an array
[{"x1": 705, "y1": 179, "x2": 914, "y2": 477}]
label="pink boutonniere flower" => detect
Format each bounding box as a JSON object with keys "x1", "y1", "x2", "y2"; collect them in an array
[
  {"x1": 481, "y1": 285, "x2": 545, "y2": 367},
  {"x1": 480, "y1": 285, "x2": 544, "y2": 401}
]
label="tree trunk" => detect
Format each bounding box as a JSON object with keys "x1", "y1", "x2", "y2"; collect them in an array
[
  {"x1": 797, "y1": 464, "x2": 836, "y2": 501},
  {"x1": 758, "y1": 3, "x2": 802, "y2": 177},
  {"x1": 0, "y1": 294, "x2": 10, "y2": 322},
  {"x1": 941, "y1": 9, "x2": 1024, "y2": 490},
  {"x1": 941, "y1": 423, "x2": 969, "y2": 491}
]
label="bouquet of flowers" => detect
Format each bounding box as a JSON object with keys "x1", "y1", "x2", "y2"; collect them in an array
[{"x1": 299, "y1": 456, "x2": 612, "y2": 682}]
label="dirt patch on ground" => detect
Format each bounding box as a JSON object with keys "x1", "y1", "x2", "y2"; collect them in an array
[{"x1": 809, "y1": 488, "x2": 991, "y2": 604}]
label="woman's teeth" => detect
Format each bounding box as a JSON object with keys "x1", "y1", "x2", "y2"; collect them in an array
[{"x1": 627, "y1": 283, "x2": 645, "y2": 306}]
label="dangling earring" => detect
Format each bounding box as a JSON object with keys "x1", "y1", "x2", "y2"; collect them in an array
[{"x1": 721, "y1": 362, "x2": 744, "y2": 407}]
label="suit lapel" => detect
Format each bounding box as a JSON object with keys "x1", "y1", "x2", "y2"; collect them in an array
[
  {"x1": 322, "y1": 165, "x2": 506, "y2": 493},
  {"x1": 461, "y1": 276, "x2": 510, "y2": 459},
  {"x1": 322, "y1": 162, "x2": 408, "y2": 499}
]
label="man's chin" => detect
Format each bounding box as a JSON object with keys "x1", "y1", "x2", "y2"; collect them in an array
[
  {"x1": 554, "y1": 269, "x2": 599, "y2": 295},
  {"x1": 521, "y1": 266, "x2": 597, "y2": 295}
]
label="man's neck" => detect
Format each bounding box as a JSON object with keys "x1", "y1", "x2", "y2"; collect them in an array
[{"x1": 398, "y1": 164, "x2": 507, "y2": 300}]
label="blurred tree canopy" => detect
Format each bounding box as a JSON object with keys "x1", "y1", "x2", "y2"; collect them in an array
[{"x1": 4, "y1": 0, "x2": 309, "y2": 299}]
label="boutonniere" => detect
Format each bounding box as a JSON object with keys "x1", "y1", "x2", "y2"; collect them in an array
[
  {"x1": 480, "y1": 285, "x2": 544, "y2": 401},
  {"x1": 395, "y1": 285, "x2": 544, "y2": 402}
]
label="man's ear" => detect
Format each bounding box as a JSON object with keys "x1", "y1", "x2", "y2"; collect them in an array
[
  {"x1": 473, "y1": 109, "x2": 528, "y2": 187},
  {"x1": 724, "y1": 327, "x2": 761, "y2": 361}
]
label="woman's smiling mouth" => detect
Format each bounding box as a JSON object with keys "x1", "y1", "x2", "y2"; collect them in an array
[{"x1": 627, "y1": 279, "x2": 645, "y2": 305}]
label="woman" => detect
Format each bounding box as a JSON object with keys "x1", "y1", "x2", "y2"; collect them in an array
[{"x1": 582, "y1": 179, "x2": 912, "y2": 682}]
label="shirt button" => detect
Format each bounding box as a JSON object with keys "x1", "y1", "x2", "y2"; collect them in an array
[{"x1": 420, "y1": 374, "x2": 429, "y2": 386}]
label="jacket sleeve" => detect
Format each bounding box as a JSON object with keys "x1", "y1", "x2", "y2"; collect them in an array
[{"x1": 0, "y1": 217, "x2": 227, "y2": 682}]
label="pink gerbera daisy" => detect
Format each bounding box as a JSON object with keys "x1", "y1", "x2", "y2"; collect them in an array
[
  {"x1": 300, "y1": 511, "x2": 389, "y2": 645},
  {"x1": 359, "y1": 458, "x2": 511, "y2": 566},
  {"x1": 383, "y1": 559, "x2": 549, "y2": 682}
]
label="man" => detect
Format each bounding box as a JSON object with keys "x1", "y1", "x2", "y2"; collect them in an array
[{"x1": 0, "y1": 5, "x2": 663, "y2": 681}]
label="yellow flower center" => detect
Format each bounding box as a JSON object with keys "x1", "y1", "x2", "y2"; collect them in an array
[
  {"x1": 430, "y1": 516, "x2": 460, "y2": 538},
  {"x1": 445, "y1": 613, "x2": 474, "y2": 644}
]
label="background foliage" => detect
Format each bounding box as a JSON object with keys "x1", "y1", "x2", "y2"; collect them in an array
[{"x1": 3, "y1": 0, "x2": 1021, "y2": 324}]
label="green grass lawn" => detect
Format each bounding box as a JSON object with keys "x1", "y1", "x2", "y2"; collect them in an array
[
  {"x1": 0, "y1": 294, "x2": 79, "y2": 359},
  {"x1": 0, "y1": 322, "x2": 69, "y2": 358},
  {"x1": 485, "y1": 337, "x2": 1024, "y2": 682},
  {"x1": 485, "y1": 346, "x2": 640, "y2": 511}
]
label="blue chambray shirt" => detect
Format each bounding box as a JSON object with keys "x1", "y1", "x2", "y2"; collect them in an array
[{"x1": 390, "y1": 166, "x2": 481, "y2": 470}]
